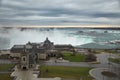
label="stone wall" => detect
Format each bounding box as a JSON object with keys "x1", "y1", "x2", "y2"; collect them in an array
[
  {"x1": 38, "y1": 53, "x2": 47, "y2": 60},
  {"x1": 10, "y1": 52, "x2": 21, "y2": 58}
]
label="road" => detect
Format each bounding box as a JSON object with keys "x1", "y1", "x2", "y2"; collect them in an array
[
  {"x1": 96, "y1": 52, "x2": 119, "y2": 64},
  {"x1": 43, "y1": 62, "x2": 120, "y2": 68},
  {"x1": 0, "y1": 59, "x2": 12, "y2": 64},
  {"x1": 0, "y1": 71, "x2": 11, "y2": 74},
  {"x1": 89, "y1": 68, "x2": 120, "y2": 80}
]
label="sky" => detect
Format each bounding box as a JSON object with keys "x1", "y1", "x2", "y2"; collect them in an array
[{"x1": 0, "y1": 0, "x2": 120, "y2": 27}]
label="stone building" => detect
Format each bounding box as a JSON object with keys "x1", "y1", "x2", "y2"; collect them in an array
[
  {"x1": 20, "y1": 49, "x2": 29, "y2": 70},
  {"x1": 10, "y1": 37, "x2": 75, "y2": 69},
  {"x1": 10, "y1": 45, "x2": 24, "y2": 58}
]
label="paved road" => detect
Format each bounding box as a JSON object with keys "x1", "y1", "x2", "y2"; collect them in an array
[
  {"x1": 0, "y1": 71, "x2": 11, "y2": 74},
  {"x1": 96, "y1": 53, "x2": 119, "y2": 64},
  {"x1": 0, "y1": 59, "x2": 19, "y2": 64},
  {"x1": 43, "y1": 62, "x2": 120, "y2": 68},
  {"x1": 42, "y1": 53, "x2": 120, "y2": 68},
  {"x1": 0, "y1": 59, "x2": 12, "y2": 64},
  {"x1": 89, "y1": 68, "x2": 120, "y2": 80}
]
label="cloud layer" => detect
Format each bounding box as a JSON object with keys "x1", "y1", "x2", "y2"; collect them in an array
[{"x1": 0, "y1": 0, "x2": 120, "y2": 26}]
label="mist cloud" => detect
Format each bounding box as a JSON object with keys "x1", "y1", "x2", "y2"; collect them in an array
[{"x1": 0, "y1": 28, "x2": 94, "y2": 49}]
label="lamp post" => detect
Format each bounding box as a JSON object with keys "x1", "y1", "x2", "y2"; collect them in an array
[{"x1": 102, "y1": 75, "x2": 104, "y2": 80}]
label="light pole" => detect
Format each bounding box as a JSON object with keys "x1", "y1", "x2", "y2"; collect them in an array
[{"x1": 102, "y1": 74, "x2": 104, "y2": 80}]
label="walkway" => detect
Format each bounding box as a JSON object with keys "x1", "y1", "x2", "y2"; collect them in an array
[
  {"x1": 96, "y1": 52, "x2": 119, "y2": 64},
  {"x1": 11, "y1": 65, "x2": 61, "y2": 80},
  {"x1": 89, "y1": 68, "x2": 120, "y2": 80}
]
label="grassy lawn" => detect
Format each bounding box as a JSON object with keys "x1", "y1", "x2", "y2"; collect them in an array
[
  {"x1": 62, "y1": 52, "x2": 86, "y2": 62},
  {"x1": 93, "y1": 50, "x2": 105, "y2": 54},
  {"x1": 108, "y1": 58, "x2": 120, "y2": 64},
  {"x1": 0, "y1": 73, "x2": 12, "y2": 80},
  {"x1": 94, "y1": 49, "x2": 118, "y2": 54},
  {"x1": 0, "y1": 64, "x2": 15, "y2": 71},
  {"x1": 39, "y1": 66, "x2": 93, "y2": 80},
  {"x1": 104, "y1": 50, "x2": 118, "y2": 54}
]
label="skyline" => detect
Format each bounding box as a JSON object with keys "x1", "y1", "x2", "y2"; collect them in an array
[
  {"x1": 0, "y1": 25, "x2": 120, "y2": 28},
  {"x1": 0, "y1": 0, "x2": 120, "y2": 27}
]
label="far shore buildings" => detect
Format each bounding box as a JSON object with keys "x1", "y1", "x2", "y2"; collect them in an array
[{"x1": 10, "y1": 37, "x2": 75, "y2": 69}]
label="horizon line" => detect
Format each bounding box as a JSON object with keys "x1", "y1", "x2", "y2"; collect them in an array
[{"x1": 0, "y1": 25, "x2": 120, "y2": 28}]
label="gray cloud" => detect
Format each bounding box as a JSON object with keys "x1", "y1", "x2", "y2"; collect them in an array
[
  {"x1": 92, "y1": 12, "x2": 120, "y2": 18},
  {"x1": 0, "y1": 0, "x2": 120, "y2": 26},
  {"x1": 0, "y1": 0, "x2": 2, "y2": 6}
]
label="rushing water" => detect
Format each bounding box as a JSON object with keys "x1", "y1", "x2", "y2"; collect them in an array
[{"x1": 0, "y1": 27, "x2": 120, "y2": 49}]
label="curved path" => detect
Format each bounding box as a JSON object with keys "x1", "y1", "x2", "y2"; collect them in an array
[{"x1": 89, "y1": 68, "x2": 119, "y2": 80}]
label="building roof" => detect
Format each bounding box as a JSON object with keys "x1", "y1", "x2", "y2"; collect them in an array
[
  {"x1": 55, "y1": 44, "x2": 73, "y2": 48},
  {"x1": 11, "y1": 45, "x2": 25, "y2": 53},
  {"x1": 12, "y1": 45, "x2": 24, "y2": 49},
  {"x1": 25, "y1": 45, "x2": 32, "y2": 49},
  {"x1": 44, "y1": 37, "x2": 50, "y2": 43}
]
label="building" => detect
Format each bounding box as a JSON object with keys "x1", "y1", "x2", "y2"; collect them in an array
[
  {"x1": 10, "y1": 37, "x2": 75, "y2": 69},
  {"x1": 20, "y1": 49, "x2": 29, "y2": 70}
]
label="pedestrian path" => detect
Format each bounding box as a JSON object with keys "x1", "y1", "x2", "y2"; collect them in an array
[
  {"x1": 11, "y1": 65, "x2": 61, "y2": 80},
  {"x1": 89, "y1": 68, "x2": 119, "y2": 80}
]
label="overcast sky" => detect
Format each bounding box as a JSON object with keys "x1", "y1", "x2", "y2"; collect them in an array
[{"x1": 0, "y1": 0, "x2": 120, "y2": 27}]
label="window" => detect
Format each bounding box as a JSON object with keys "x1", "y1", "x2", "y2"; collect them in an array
[{"x1": 23, "y1": 57, "x2": 26, "y2": 61}]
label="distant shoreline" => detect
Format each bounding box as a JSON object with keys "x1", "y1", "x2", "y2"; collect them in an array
[{"x1": 1, "y1": 26, "x2": 120, "y2": 30}]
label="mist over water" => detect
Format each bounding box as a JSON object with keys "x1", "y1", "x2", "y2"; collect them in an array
[
  {"x1": 0, "y1": 27, "x2": 120, "y2": 49},
  {"x1": 0, "y1": 28, "x2": 93, "y2": 49}
]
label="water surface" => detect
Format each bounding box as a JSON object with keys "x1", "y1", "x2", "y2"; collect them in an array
[{"x1": 0, "y1": 27, "x2": 120, "y2": 49}]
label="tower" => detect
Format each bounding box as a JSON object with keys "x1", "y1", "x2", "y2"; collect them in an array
[
  {"x1": 20, "y1": 47, "x2": 29, "y2": 70},
  {"x1": 43, "y1": 37, "x2": 54, "y2": 50}
]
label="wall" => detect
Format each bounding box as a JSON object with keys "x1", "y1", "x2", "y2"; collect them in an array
[
  {"x1": 10, "y1": 52, "x2": 21, "y2": 58},
  {"x1": 38, "y1": 53, "x2": 47, "y2": 60}
]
